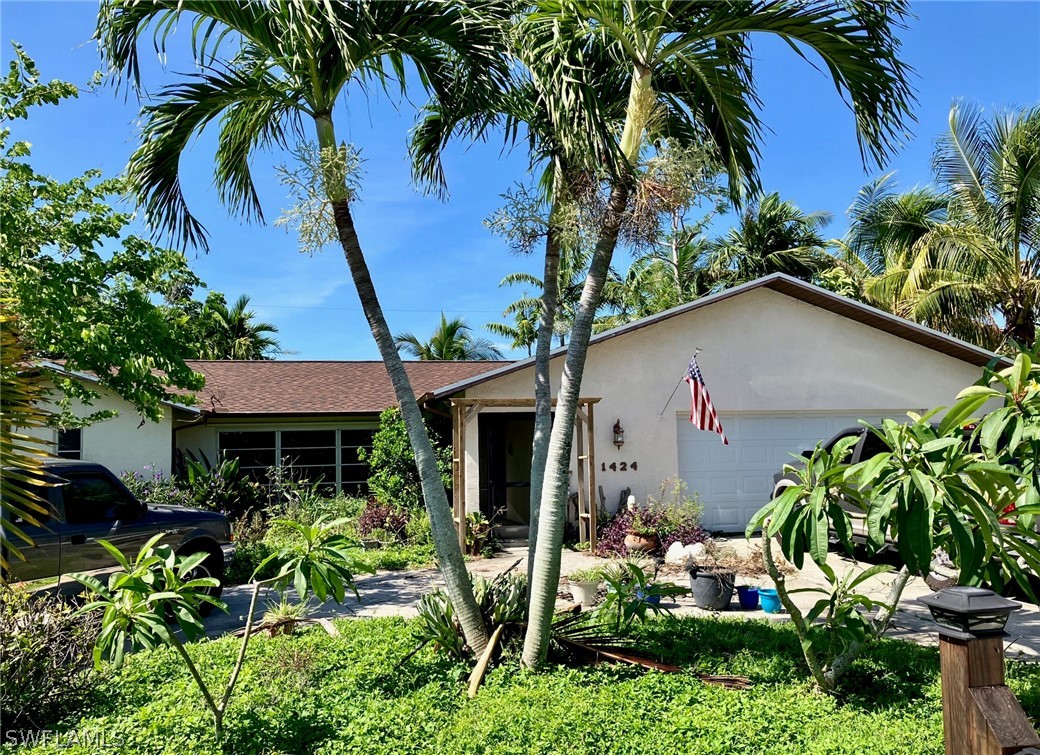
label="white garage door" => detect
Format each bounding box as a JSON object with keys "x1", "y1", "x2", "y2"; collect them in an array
[{"x1": 677, "y1": 412, "x2": 890, "y2": 532}]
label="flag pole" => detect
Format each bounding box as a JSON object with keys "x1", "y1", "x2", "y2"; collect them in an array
[{"x1": 657, "y1": 348, "x2": 702, "y2": 420}]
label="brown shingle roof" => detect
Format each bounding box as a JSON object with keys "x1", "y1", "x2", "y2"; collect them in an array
[{"x1": 185, "y1": 360, "x2": 505, "y2": 416}]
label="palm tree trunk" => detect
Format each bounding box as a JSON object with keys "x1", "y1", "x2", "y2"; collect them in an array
[
  {"x1": 526, "y1": 201, "x2": 563, "y2": 592},
  {"x1": 521, "y1": 182, "x2": 630, "y2": 668},
  {"x1": 332, "y1": 199, "x2": 488, "y2": 654},
  {"x1": 316, "y1": 114, "x2": 487, "y2": 655}
]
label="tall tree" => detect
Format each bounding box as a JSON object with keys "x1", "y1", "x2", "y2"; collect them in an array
[
  {"x1": 197, "y1": 293, "x2": 281, "y2": 360},
  {"x1": 97, "y1": 0, "x2": 509, "y2": 655},
  {"x1": 848, "y1": 104, "x2": 1040, "y2": 351},
  {"x1": 709, "y1": 192, "x2": 833, "y2": 285},
  {"x1": 394, "y1": 312, "x2": 504, "y2": 361},
  {"x1": 515, "y1": 0, "x2": 915, "y2": 668},
  {"x1": 485, "y1": 297, "x2": 539, "y2": 357}
]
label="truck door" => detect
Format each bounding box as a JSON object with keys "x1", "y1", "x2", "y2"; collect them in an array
[
  {"x1": 56, "y1": 471, "x2": 151, "y2": 577},
  {"x1": 3, "y1": 479, "x2": 62, "y2": 583}
]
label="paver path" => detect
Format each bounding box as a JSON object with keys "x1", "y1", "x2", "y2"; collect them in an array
[{"x1": 205, "y1": 540, "x2": 1040, "y2": 659}]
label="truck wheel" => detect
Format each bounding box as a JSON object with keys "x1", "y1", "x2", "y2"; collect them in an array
[{"x1": 181, "y1": 548, "x2": 224, "y2": 616}]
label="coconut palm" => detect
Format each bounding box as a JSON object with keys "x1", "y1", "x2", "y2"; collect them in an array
[
  {"x1": 198, "y1": 294, "x2": 281, "y2": 360},
  {"x1": 96, "y1": 0, "x2": 509, "y2": 655},
  {"x1": 709, "y1": 192, "x2": 833, "y2": 285},
  {"x1": 486, "y1": 299, "x2": 539, "y2": 357},
  {"x1": 600, "y1": 236, "x2": 718, "y2": 328},
  {"x1": 512, "y1": 0, "x2": 914, "y2": 668},
  {"x1": 394, "y1": 313, "x2": 505, "y2": 361},
  {"x1": 853, "y1": 104, "x2": 1040, "y2": 350}
]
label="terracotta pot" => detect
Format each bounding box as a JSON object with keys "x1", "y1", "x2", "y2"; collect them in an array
[{"x1": 624, "y1": 531, "x2": 659, "y2": 553}]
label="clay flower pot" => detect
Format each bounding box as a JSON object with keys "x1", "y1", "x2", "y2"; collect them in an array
[{"x1": 624, "y1": 531, "x2": 659, "y2": 554}]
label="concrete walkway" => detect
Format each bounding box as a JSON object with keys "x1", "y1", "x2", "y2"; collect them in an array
[{"x1": 205, "y1": 540, "x2": 1040, "y2": 660}]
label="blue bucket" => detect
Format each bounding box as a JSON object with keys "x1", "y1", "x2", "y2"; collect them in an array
[
  {"x1": 759, "y1": 588, "x2": 782, "y2": 614},
  {"x1": 736, "y1": 585, "x2": 759, "y2": 610}
]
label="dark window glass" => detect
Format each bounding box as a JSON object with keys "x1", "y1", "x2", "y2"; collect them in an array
[
  {"x1": 340, "y1": 429, "x2": 374, "y2": 448},
  {"x1": 57, "y1": 428, "x2": 82, "y2": 459},
  {"x1": 219, "y1": 431, "x2": 276, "y2": 451},
  {"x1": 61, "y1": 475, "x2": 134, "y2": 525},
  {"x1": 282, "y1": 447, "x2": 337, "y2": 467},
  {"x1": 281, "y1": 430, "x2": 336, "y2": 449},
  {"x1": 859, "y1": 432, "x2": 887, "y2": 459},
  {"x1": 225, "y1": 449, "x2": 277, "y2": 469}
]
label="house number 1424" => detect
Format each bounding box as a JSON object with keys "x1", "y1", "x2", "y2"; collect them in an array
[{"x1": 601, "y1": 461, "x2": 637, "y2": 472}]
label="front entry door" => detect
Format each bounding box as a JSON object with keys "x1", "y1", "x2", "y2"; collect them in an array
[{"x1": 478, "y1": 413, "x2": 535, "y2": 525}]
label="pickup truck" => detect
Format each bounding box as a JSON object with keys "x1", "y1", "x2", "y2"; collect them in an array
[{"x1": 3, "y1": 460, "x2": 233, "y2": 603}]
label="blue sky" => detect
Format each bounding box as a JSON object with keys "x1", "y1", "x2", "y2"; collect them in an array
[{"x1": 2, "y1": 1, "x2": 1039, "y2": 360}]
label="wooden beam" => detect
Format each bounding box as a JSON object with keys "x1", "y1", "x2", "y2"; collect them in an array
[
  {"x1": 451, "y1": 402, "x2": 466, "y2": 551},
  {"x1": 449, "y1": 397, "x2": 601, "y2": 407},
  {"x1": 457, "y1": 401, "x2": 467, "y2": 552},
  {"x1": 575, "y1": 412, "x2": 588, "y2": 545},
  {"x1": 587, "y1": 402, "x2": 597, "y2": 551}
]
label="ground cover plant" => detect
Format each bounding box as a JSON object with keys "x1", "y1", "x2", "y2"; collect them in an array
[{"x1": 8, "y1": 614, "x2": 1037, "y2": 755}]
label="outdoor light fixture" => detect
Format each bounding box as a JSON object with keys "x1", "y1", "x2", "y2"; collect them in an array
[
  {"x1": 612, "y1": 419, "x2": 625, "y2": 450},
  {"x1": 918, "y1": 586, "x2": 1021, "y2": 640}
]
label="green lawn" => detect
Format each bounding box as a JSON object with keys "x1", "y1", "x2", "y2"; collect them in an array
[{"x1": 9, "y1": 615, "x2": 1040, "y2": 755}]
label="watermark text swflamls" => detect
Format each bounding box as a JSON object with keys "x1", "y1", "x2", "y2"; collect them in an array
[{"x1": 4, "y1": 729, "x2": 122, "y2": 749}]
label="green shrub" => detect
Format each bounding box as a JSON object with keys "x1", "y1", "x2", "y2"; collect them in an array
[
  {"x1": 0, "y1": 585, "x2": 100, "y2": 734},
  {"x1": 120, "y1": 468, "x2": 193, "y2": 508},
  {"x1": 183, "y1": 457, "x2": 265, "y2": 520},
  {"x1": 405, "y1": 510, "x2": 433, "y2": 546},
  {"x1": 359, "y1": 408, "x2": 451, "y2": 510},
  {"x1": 225, "y1": 541, "x2": 279, "y2": 585}
]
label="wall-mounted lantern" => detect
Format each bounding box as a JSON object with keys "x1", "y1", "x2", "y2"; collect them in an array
[
  {"x1": 918, "y1": 585, "x2": 1020, "y2": 640},
  {"x1": 612, "y1": 419, "x2": 625, "y2": 450}
]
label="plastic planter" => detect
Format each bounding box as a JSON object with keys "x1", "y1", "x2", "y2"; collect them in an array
[{"x1": 759, "y1": 587, "x2": 782, "y2": 614}]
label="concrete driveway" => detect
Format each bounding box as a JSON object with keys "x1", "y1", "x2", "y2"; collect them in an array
[{"x1": 204, "y1": 541, "x2": 1040, "y2": 659}]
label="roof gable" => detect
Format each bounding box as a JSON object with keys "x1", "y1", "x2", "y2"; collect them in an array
[{"x1": 427, "y1": 274, "x2": 1004, "y2": 399}]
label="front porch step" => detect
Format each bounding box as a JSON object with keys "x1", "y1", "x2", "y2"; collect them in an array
[
  {"x1": 498, "y1": 539, "x2": 529, "y2": 549},
  {"x1": 495, "y1": 524, "x2": 530, "y2": 540}
]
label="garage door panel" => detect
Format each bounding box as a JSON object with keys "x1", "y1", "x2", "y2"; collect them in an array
[{"x1": 678, "y1": 412, "x2": 893, "y2": 532}]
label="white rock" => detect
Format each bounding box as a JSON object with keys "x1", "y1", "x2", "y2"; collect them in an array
[{"x1": 664, "y1": 541, "x2": 687, "y2": 564}]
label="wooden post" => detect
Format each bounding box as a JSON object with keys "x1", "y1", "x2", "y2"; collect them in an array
[
  {"x1": 586, "y1": 401, "x2": 597, "y2": 551},
  {"x1": 451, "y1": 401, "x2": 466, "y2": 553},
  {"x1": 938, "y1": 634, "x2": 1040, "y2": 755},
  {"x1": 574, "y1": 411, "x2": 588, "y2": 545}
]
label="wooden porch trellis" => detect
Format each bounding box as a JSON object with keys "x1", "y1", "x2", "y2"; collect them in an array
[{"x1": 449, "y1": 397, "x2": 601, "y2": 551}]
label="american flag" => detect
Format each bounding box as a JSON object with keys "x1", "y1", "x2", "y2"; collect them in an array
[{"x1": 685, "y1": 353, "x2": 728, "y2": 445}]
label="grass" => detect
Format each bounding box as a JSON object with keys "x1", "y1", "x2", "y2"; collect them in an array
[{"x1": 10, "y1": 614, "x2": 1037, "y2": 755}]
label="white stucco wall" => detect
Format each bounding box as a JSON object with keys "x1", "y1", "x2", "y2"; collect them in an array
[
  {"x1": 32, "y1": 382, "x2": 176, "y2": 476},
  {"x1": 460, "y1": 287, "x2": 988, "y2": 512}
]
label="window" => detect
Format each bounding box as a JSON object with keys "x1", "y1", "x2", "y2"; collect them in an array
[
  {"x1": 217, "y1": 431, "x2": 276, "y2": 482},
  {"x1": 61, "y1": 475, "x2": 136, "y2": 525},
  {"x1": 57, "y1": 428, "x2": 82, "y2": 460},
  {"x1": 217, "y1": 428, "x2": 374, "y2": 495}
]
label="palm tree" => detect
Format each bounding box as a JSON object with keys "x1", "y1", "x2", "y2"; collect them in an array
[
  {"x1": 199, "y1": 294, "x2": 281, "y2": 360},
  {"x1": 709, "y1": 192, "x2": 833, "y2": 285},
  {"x1": 600, "y1": 236, "x2": 717, "y2": 328},
  {"x1": 851, "y1": 104, "x2": 1040, "y2": 350},
  {"x1": 513, "y1": 0, "x2": 914, "y2": 668},
  {"x1": 96, "y1": 0, "x2": 508, "y2": 655},
  {"x1": 394, "y1": 313, "x2": 504, "y2": 361},
  {"x1": 486, "y1": 299, "x2": 539, "y2": 357}
]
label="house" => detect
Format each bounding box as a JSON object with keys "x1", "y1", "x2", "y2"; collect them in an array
[
  {"x1": 174, "y1": 360, "x2": 502, "y2": 495},
  {"x1": 428, "y1": 273, "x2": 1002, "y2": 535},
  {"x1": 34, "y1": 361, "x2": 201, "y2": 474},
  {"x1": 38, "y1": 273, "x2": 1001, "y2": 537}
]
